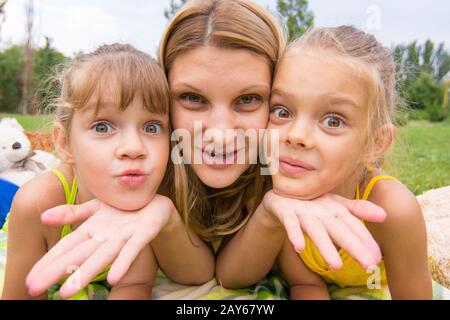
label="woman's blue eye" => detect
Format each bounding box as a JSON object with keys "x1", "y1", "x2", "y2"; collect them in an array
[
  {"x1": 239, "y1": 95, "x2": 259, "y2": 105},
  {"x1": 182, "y1": 94, "x2": 205, "y2": 104},
  {"x1": 322, "y1": 116, "x2": 344, "y2": 128},
  {"x1": 92, "y1": 122, "x2": 112, "y2": 133},
  {"x1": 144, "y1": 123, "x2": 161, "y2": 134},
  {"x1": 271, "y1": 107, "x2": 291, "y2": 119}
]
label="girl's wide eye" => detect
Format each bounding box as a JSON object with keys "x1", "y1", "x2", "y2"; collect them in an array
[
  {"x1": 144, "y1": 123, "x2": 161, "y2": 134},
  {"x1": 271, "y1": 106, "x2": 291, "y2": 119},
  {"x1": 321, "y1": 116, "x2": 345, "y2": 128},
  {"x1": 92, "y1": 122, "x2": 113, "y2": 134}
]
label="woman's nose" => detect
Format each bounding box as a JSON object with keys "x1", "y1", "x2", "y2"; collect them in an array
[{"x1": 203, "y1": 104, "x2": 237, "y2": 145}]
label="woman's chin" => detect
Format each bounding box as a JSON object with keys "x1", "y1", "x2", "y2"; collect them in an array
[{"x1": 192, "y1": 163, "x2": 250, "y2": 189}]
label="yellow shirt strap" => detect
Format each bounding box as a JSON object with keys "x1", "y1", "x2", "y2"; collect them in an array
[
  {"x1": 51, "y1": 169, "x2": 78, "y2": 238},
  {"x1": 357, "y1": 175, "x2": 397, "y2": 201},
  {"x1": 51, "y1": 169, "x2": 71, "y2": 202}
]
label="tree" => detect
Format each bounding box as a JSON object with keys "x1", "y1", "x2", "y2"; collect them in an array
[
  {"x1": 20, "y1": 0, "x2": 34, "y2": 114},
  {"x1": 393, "y1": 39, "x2": 450, "y2": 112},
  {"x1": 277, "y1": 0, "x2": 314, "y2": 41},
  {"x1": 0, "y1": 41, "x2": 68, "y2": 114},
  {"x1": 0, "y1": 0, "x2": 7, "y2": 42},
  {"x1": 164, "y1": 0, "x2": 188, "y2": 21},
  {"x1": 0, "y1": 45, "x2": 23, "y2": 113},
  {"x1": 394, "y1": 40, "x2": 450, "y2": 84},
  {"x1": 433, "y1": 43, "x2": 450, "y2": 82},
  {"x1": 32, "y1": 37, "x2": 68, "y2": 113},
  {"x1": 406, "y1": 73, "x2": 443, "y2": 110}
]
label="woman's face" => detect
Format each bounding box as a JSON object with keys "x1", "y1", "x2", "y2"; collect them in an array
[{"x1": 169, "y1": 46, "x2": 272, "y2": 188}]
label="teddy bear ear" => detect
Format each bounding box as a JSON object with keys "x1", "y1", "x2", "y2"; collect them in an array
[{"x1": 0, "y1": 118, "x2": 24, "y2": 132}]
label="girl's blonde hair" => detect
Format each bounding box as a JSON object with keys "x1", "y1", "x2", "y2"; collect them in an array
[
  {"x1": 53, "y1": 43, "x2": 170, "y2": 132},
  {"x1": 159, "y1": 0, "x2": 287, "y2": 240},
  {"x1": 288, "y1": 26, "x2": 397, "y2": 172}
]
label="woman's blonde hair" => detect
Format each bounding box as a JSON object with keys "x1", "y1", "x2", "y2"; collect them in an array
[
  {"x1": 288, "y1": 26, "x2": 398, "y2": 173},
  {"x1": 52, "y1": 43, "x2": 170, "y2": 132},
  {"x1": 159, "y1": 0, "x2": 287, "y2": 240}
]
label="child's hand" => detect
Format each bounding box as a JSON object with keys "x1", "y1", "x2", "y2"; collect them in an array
[
  {"x1": 25, "y1": 194, "x2": 175, "y2": 299},
  {"x1": 263, "y1": 190, "x2": 386, "y2": 271}
]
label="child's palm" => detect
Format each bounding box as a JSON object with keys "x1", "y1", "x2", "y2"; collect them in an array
[
  {"x1": 25, "y1": 195, "x2": 174, "y2": 299},
  {"x1": 263, "y1": 191, "x2": 386, "y2": 271}
]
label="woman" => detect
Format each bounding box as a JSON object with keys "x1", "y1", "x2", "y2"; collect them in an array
[{"x1": 26, "y1": 0, "x2": 385, "y2": 298}]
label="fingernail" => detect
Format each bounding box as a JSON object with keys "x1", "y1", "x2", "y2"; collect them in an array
[
  {"x1": 41, "y1": 212, "x2": 53, "y2": 222},
  {"x1": 28, "y1": 286, "x2": 41, "y2": 297},
  {"x1": 366, "y1": 264, "x2": 377, "y2": 273},
  {"x1": 330, "y1": 261, "x2": 343, "y2": 271}
]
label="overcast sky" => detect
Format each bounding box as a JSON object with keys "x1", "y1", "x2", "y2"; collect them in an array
[{"x1": 1, "y1": 0, "x2": 449, "y2": 56}]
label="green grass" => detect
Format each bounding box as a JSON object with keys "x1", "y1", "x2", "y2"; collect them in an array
[
  {"x1": 387, "y1": 120, "x2": 450, "y2": 195},
  {"x1": 1, "y1": 114, "x2": 449, "y2": 195},
  {"x1": 0, "y1": 113, "x2": 54, "y2": 132}
]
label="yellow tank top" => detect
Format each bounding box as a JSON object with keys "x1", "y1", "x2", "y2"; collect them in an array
[
  {"x1": 299, "y1": 174, "x2": 397, "y2": 288},
  {"x1": 52, "y1": 169, "x2": 110, "y2": 298}
]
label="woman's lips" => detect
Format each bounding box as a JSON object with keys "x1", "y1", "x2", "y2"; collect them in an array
[
  {"x1": 202, "y1": 149, "x2": 237, "y2": 168},
  {"x1": 278, "y1": 158, "x2": 315, "y2": 177},
  {"x1": 198, "y1": 148, "x2": 245, "y2": 169}
]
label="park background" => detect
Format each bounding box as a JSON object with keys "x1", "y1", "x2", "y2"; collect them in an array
[{"x1": 0, "y1": 0, "x2": 449, "y2": 195}]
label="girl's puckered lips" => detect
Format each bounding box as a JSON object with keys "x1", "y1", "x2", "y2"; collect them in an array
[
  {"x1": 278, "y1": 157, "x2": 315, "y2": 177},
  {"x1": 116, "y1": 169, "x2": 149, "y2": 187}
]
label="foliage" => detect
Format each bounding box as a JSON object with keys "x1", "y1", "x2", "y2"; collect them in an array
[
  {"x1": 164, "y1": 0, "x2": 188, "y2": 20},
  {"x1": 0, "y1": 38, "x2": 67, "y2": 113},
  {"x1": 427, "y1": 103, "x2": 448, "y2": 122},
  {"x1": 0, "y1": 45, "x2": 23, "y2": 112},
  {"x1": 277, "y1": 0, "x2": 314, "y2": 41},
  {"x1": 405, "y1": 72, "x2": 444, "y2": 110}
]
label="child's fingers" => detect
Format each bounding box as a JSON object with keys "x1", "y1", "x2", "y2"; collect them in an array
[
  {"x1": 107, "y1": 239, "x2": 144, "y2": 286},
  {"x1": 322, "y1": 217, "x2": 377, "y2": 270},
  {"x1": 336, "y1": 209, "x2": 382, "y2": 263},
  {"x1": 329, "y1": 195, "x2": 386, "y2": 223},
  {"x1": 107, "y1": 227, "x2": 160, "y2": 285},
  {"x1": 58, "y1": 239, "x2": 124, "y2": 299},
  {"x1": 41, "y1": 199, "x2": 101, "y2": 226},
  {"x1": 299, "y1": 214, "x2": 343, "y2": 271},
  {"x1": 26, "y1": 229, "x2": 89, "y2": 288},
  {"x1": 279, "y1": 212, "x2": 305, "y2": 253},
  {"x1": 27, "y1": 237, "x2": 101, "y2": 296}
]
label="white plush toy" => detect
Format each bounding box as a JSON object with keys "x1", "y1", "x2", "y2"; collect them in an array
[{"x1": 0, "y1": 118, "x2": 60, "y2": 186}]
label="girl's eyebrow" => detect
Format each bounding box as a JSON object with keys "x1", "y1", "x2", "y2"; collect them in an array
[
  {"x1": 271, "y1": 88, "x2": 361, "y2": 109},
  {"x1": 81, "y1": 103, "x2": 117, "y2": 117},
  {"x1": 324, "y1": 95, "x2": 361, "y2": 109},
  {"x1": 84, "y1": 103, "x2": 116, "y2": 111},
  {"x1": 271, "y1": 88, "x2": 290, "y2": 98}
]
